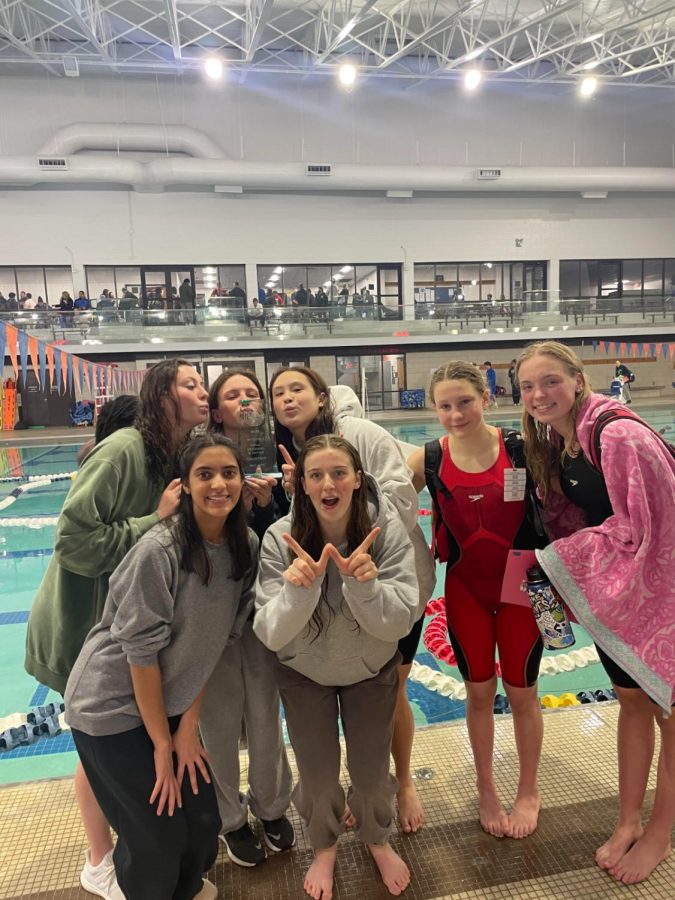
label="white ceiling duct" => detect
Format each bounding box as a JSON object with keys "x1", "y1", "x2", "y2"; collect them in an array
[
  {"x1": 1, "y1": 124, "x2": 675, "y2": 194},
  {"x1": 37, "y1": 123, "x2": 225, "y2": 159}
]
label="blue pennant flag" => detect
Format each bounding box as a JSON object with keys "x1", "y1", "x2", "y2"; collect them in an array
[
  {"x1": 54, "y1": 348, "x2": 62, "y2": 393},
  {"x1": 663, "y1": 344, "x2": 670, "y2": 359},
  {"x1": 38, "y1": 341, "x2": 47, "y2": 388},
  {"x1": 603, "y1": 341, "x2": 610, "y2": 353},
  {"x1": 649, "y1": 343, "x2": 656, "y2": 357},
  {"x1": 66, "y1": 353, "x2": 73, "y2": 394},
  {"x1": 592, "y1": 340, "x2": 598, "y2": 352},
  {"x1": 17, "y1": 330, "x2": 29, "y2": 386},
  {"x1": 0, "y1": 324, "x2": 6, "y2": 376}
]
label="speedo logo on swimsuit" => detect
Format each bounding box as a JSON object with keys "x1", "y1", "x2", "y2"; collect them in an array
[
  {"x1": 568, "y1": 479, "x2": 578, "y2": 486},
  {"x1": 468, "y1": 494, "x2": 484, "y2": 502}
]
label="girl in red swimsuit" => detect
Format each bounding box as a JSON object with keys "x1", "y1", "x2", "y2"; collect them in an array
[{"x1": 408, "y1": 361, "x2": 544, "y2": 840}]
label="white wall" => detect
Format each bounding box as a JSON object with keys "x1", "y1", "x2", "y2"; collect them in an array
[
  {"x1": 2, "y1": 71, "x2": 675, "y2": 168},
  {"x1": 2, "y1": 191, "x2": 675, "y2": 301}
]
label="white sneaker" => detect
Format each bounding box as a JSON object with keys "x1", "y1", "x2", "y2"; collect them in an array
[
  {"x1": 194, "y1": 879, "x2": 218, "y2": 899},
  {"x1": 80, "y1": 849, "x2": 125, "y2": 900}
]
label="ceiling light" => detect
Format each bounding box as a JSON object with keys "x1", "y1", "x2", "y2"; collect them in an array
[
  {"x1": 150, "y1": 337, "x2": 164, "y2": 343},
  {"x1": 204, "y1": 58, "x2": 223, "y2": 80},
  {"x1": 339, "y1": 64, "x2": 357, "y2": 87},
  {"x1": 340, "y1": 265, "x2": 352, "y2": 273},
  {"x1": 269, "y1": 274, "x2": 279, "y2": 282},
  {"x1": 202, "y1": 266, "x2": 216, "y2": 274},
  {"x1": 583, "y1": 59, "x2": 602, "y2": 70},
  {"x1": 464, "y1": 68, "x2": 482, "y2": 90},
  {"x1": 579, "y1": 76, "x2": 598, "y2": 97},
  {"x1": 465, "y1": 47, "x2": 484, "y2": 61},
  {"x1": 485, "y1": 262, "x2": 493, "y2": 268},
  {"x1": 273, "y1": 266, "x2": 283, "y2": 274}
]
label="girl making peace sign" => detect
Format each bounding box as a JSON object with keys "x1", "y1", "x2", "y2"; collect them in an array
[{"x1": 254, "y1": 435, "x2": 419, "y2": 899}]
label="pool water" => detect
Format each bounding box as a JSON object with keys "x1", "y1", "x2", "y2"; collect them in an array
[{"x1": 1, "y1": 409, "x2": 672, "y2": 784}]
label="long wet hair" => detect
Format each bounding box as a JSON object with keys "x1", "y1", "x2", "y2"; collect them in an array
[
  {"x1": 95, "y1": 395, "x2": 140, "y2": 444},
  {"x1": 515, "y1": 341, "x2": 592, "y2": 502},
  {"x1": 269, "y1": 366, "x2": 336, "y2": 459},
  {"x1": 428, "y1": 360, "x2": 487, "y2": 404},
  {"x1": 290, "y1": 435, "x2": 371, "y2": 640},
  {"x1": 168, "y1": 434, "x2": 251, "y2": 584},
  {"x1": 207, "y1": 368, "x2": 267, "y2": 435},
  {"x1": 136, "y1": 357, "x2": 195, "y2": 486}
]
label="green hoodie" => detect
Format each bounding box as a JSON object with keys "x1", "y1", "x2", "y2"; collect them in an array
[{"x1": 25, "y1": 427, "x2": 162, "y2": 694}]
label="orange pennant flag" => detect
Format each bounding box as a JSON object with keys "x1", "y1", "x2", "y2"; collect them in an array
[
  {"x1": 60, "y1": 351, "x2": 68, "y2": 391},
  {"x1": 27, "y1": 336, "x2": 40, "y2": 385},
  {"x1": 73, "y1": 356, "x2": 81, "y2": 394},
  {"x1": 6, "y1": 323, "x2": 19, "y2": 378},
  {"x1": 45, "y1": 344, "x2": 55, "y2": 389}
]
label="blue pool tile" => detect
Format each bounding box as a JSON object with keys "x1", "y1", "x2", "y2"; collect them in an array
[
  {"x1": 28, "y1": 684, "x2": 50, "y2": 707},
  {"x1": 0, "y1": 729, "x2": 75, "y2": 760},
  {"x1": 0, "y1": 611, "x2": 29, "y2": 625}
]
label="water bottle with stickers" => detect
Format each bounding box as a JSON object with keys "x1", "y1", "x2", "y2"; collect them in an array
[{"x1": 526, "y1": 565, "x2": 575, "y2": 650}]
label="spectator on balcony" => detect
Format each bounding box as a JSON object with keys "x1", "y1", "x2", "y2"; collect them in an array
[
  {"x1": 246, "y1": 297, "x2": 265, "y2": 328},
  {"x1": 23, "y1": 292, "x2": 36, "y2": 310},
  {"x1": 292, "y1": 283, "x2": 308, "y2": 308},
  {"x1": 229, "y1": 281, "x2": 247, "y2": 308},
  {"x1": 74, "y1": 291, "x2": 91, "y2": 311},
  {"x1": 57, "y1": 291, "x2": 74, "y2": 311},
  {"x1": 36, "y1": 296, "x2": 48, "y2": 310}
]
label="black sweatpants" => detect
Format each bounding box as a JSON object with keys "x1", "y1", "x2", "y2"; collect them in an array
[{"x1": 72, "y1": 716, "x2": 220, "y2": 900}]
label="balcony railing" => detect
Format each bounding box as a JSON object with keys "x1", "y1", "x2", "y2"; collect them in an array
[{"x1": 1, "y1": 294, "x2": 673, "y2": 347}]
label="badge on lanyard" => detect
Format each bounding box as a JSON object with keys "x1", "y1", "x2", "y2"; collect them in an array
[{"x1": 503, "y1": 468, "x2": 527, "y2": 502}]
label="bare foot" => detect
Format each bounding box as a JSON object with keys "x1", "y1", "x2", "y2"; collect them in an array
[
  {"x1": 595, "y1": 822, "x2": 643, "y2": 870},
  {"x1": 506, "y1": 792, "x2": 541, "y2": 839},
  {"x1": 478, "y1": 785, "x2": 509, "y2": 838},
  {"x1": 304, "y1": 845, "x2": 337, "y2": 900},
  {"x1": 397, "y1": 784, "x2": 425, "y2": 834},
  {"x1": 343, "y1": 805, "x2": 356, "y2": 829},
  {"x1": 368, "y1": 843, "x2": 410, "y2": 896},
  {"x1": 609, "y1": 833, "x2": 671, "y2": 884}
]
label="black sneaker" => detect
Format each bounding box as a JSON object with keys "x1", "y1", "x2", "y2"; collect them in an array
[
  {"x1": 220, "y1": 823, "x2": 266, "y2": 867},
  {"x1": 260, "y1": 816, "x2": 296, "y2": 853}
]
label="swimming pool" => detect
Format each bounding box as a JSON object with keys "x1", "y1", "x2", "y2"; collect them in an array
[{"x1": 1, "y1": 409, "x2": 672, "y2": 785}]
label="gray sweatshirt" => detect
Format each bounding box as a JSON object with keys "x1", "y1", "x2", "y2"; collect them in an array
[
  {"x1": 253, "y1": 476, "x2": 418, "y2": 686},
  {"x1": 65, "y1": 521, "x2": 258, "y2": 736},
  {"x1": 331, "y1": 385, "x2": 436, "y2": 615}
]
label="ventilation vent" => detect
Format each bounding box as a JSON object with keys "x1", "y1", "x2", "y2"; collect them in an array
[
  {"x1": 63, "y1": 56, "x2": 80, "y2": 77},
  {"x1": 477, "y1": 168, "x2": 501, "y2": 179},
  {"x1": 306, "y1": 164, "x2": 332, "y2": 176},
  {"x1": 38, "y1": 158, "x2": 68, "y2": 169}
]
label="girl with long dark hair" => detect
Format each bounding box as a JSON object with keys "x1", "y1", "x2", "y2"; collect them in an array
[
  {"x1": 269, "y1": 366, "x2": 435, "y2": 835},
  {"x1": 65, "y1": 434, "x2": 257, "y2": 900},
  {"x1": 255, "y1": 435, "x2": 419, "y2": 898},
  {"x1": 199, "y1": 369, "x2": 294, "y2": 867},
  {"x1": 26, "y1": 357, "x2": 209, "y2": 899}
]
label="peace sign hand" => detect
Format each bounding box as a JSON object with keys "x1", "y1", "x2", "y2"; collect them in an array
[
  {"x1": 278, "y1": 445, "x2": 296, "y2": 495},
  {"x1": 327, "y1": 527, "x2": 381, "y2": 583},
  {"x1": 282, "y1": 533, "x2": 332, "y2": 589}
]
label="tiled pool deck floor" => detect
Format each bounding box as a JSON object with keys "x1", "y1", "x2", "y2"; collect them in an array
[{"x1": 1, "y1": 703, "x2": 673, "y2": 900}]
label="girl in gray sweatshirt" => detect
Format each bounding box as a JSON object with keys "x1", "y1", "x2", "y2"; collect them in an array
[
  {"x1": 254, "y1": 435, "x2": 418, "y2": 899},
  {"x1": 65, "y1": 434, "x2": 258, "y2": 900}
]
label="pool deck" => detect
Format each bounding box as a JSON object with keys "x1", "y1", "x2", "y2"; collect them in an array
[
  {"x1": 1, "y1": 397, "x2": 673, "y2": 448},
  {"x1": 1, "y1": 703, "x2": 673, "y2": 900}
]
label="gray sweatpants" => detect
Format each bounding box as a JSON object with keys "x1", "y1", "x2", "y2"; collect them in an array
[
  {"x1": 199, "y1": 620, "x2": 293, "y2": 832},
  {"x1": 276, "y1": 653, "x2": 400, "y2": 850}
]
